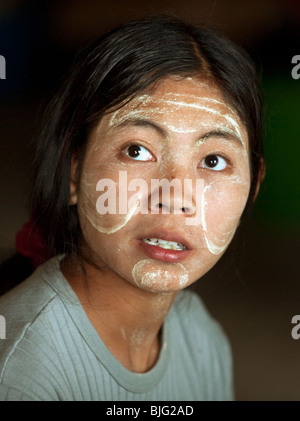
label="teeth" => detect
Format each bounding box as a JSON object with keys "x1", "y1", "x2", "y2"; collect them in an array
[{"x1": 142, "y1": 238, "x2": 186, "y2": 250}]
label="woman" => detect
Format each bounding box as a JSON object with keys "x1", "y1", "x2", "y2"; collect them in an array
[{"x1": 0, "y1": 15, "x2": 264, "y2": 401}]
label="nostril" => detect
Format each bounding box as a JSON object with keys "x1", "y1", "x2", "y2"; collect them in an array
[
  {"x1": 156, "y1": 203, "x2": 168, "y2": 209},
  {"x1": 154, "y1": 202, "x2": 169, "y2": 213},
  {"x1": 181, "y1": 206, "x2": 194, "y2": 215},
  {"x1": 156, "y1": 204, "x2": 191, "y2": 213}
]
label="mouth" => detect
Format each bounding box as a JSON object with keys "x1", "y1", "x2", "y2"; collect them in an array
[
  {"x1": 138, "y1": 232, "x2": 191, "y2": 263},
  {"x1": 142, "y1": 238, "x2": 187, "y2": 251}
]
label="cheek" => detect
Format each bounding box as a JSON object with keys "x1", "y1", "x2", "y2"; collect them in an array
[
  {"x1": 201, "y1": 177, "x2": 250, "y2": 255},
  {"x1": 78, "y1": 168, "x2": 143, "y2": 235}
]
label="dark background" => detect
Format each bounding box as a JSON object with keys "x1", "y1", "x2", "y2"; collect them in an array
[{"x1": 0, "y1": 0, "x2": 299, "y2": 400}]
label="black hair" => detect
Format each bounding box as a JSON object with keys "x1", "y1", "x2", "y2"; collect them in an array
[{"x1": 30, "y1": 16, "x2": 264, "y2": 260}]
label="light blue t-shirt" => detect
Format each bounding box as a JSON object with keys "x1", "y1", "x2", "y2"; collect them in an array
[{"x1": 0, "y1": 256, "x2": 234, "y2": 401}]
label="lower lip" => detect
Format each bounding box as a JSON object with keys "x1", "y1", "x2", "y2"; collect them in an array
[{"x1": 138, "y1": 240, "x2": 190, "y2": 263}]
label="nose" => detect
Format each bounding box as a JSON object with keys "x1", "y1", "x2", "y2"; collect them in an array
[{"x1": 148, "y1": 176, "x2": 196, "y2": 216}]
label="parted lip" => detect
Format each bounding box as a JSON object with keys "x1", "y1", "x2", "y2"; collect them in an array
[{"x1": 139, "y1": 230, "x2": 191, "y2": 250}]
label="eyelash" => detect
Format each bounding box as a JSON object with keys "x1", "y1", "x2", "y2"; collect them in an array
[{"x1": 122, "y1": 143, "x2": 231, "y2": 172}]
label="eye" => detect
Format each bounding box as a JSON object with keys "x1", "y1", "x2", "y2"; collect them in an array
[
  {"x1": 200, "y1": 155, "x2": 227, "y2": 171},
  {"x1": 123, "y1": 144, "x2": 154, "y2": 161}
]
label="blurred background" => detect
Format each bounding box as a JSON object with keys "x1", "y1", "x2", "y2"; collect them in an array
[{"x1": 0, "y1": 0, "x2": 299, "y2": 401}]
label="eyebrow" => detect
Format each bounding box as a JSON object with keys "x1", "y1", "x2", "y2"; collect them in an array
[
  {"x1": 195, "y1": 129, "x2": 244, "y2": 147},
  {"x1": 114, "y1": 117, "x2": 167, "y2": 137},
  {"x1": 114, "y1": 117, "x2": 244, "y2": 147}
]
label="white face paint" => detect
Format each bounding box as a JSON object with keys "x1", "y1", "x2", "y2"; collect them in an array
[
  {"x1": 73, "y1": 76, "x2": 250, "y2": 293},
  {"x1": 109, "y1": 91, "x2": 245, "y2": 146},
  {"x1": 200, "y1": 175, "x2": 249, "y2": 255},
  {"x1": 132, "y1": 259, "x2": 189, "y2": 293}
]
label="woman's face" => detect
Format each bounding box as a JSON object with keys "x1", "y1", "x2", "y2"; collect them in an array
[{"x1": 73, "y1": 76, "x2": 251, "y2": 293}]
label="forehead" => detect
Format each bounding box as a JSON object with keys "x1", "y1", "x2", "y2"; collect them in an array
[
  {"x1": 110, "y1": 76, "x2": 235, "y2": 119},
  {"x1": 104, "y1": 76, "x2": 248, "y2": 148},
  {"x1": 146, "y1": 76, "x2": 232, "y2": 108}
]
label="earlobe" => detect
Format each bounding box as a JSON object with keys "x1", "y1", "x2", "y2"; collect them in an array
[
  {"x1": 69, "y1": 154, "x2": 79, "y2": 205},
  {"x1": 254, "y1": 158, "x2": 266, "y2": 201}
]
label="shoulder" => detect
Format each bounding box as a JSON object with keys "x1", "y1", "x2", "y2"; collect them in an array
[
  {"x1": 0, "y1": 256, "x2": 71, "y2": 400},
  {"x1": 0, "y1": 256, "x2": 61, "y2": 346},
  {"x1": 0, "y1": 383, "x2": 35, "y2": 401}
]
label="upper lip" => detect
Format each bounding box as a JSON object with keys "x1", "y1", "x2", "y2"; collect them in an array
[{"x1": 139, "y1": 230, "x2": 191, "y2": 250}]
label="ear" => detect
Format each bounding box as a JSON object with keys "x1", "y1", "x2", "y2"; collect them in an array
[
  {"x1": 69, "y1": 154, "x2": 79, "y2": 205},
  {"x1": 253, "y1": 158, "x2": 266, "y2": 201}
]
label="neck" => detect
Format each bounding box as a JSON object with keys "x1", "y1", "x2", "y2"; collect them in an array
[{"x1": 61, "y1": 253, "x2": 177, "y2": 373}]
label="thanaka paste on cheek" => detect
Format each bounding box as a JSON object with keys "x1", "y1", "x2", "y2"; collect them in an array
[
  {"x1": 200, "y1": 173, "x2": 250, "y2": 255},
  {"x1": 79, "y1": 170, "x2": 144, "y2": 235}
]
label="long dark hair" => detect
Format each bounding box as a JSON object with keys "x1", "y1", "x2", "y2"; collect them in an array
[{"x1": 9, "y1": 16, "x2": 265, "y2": 279}]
